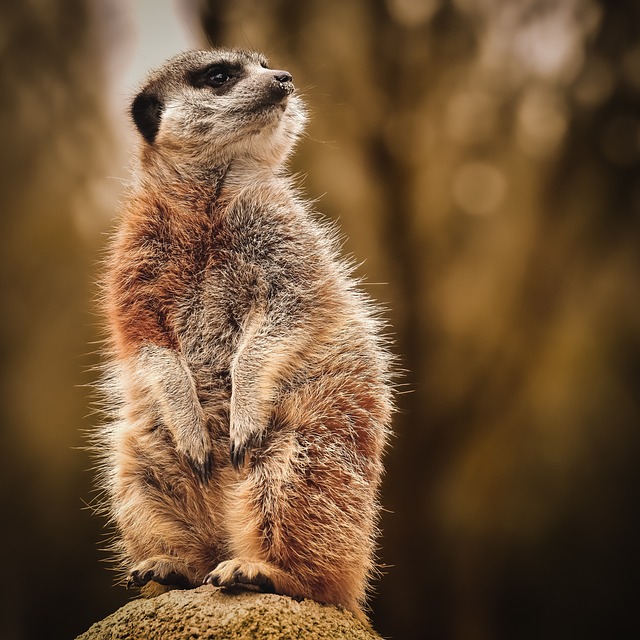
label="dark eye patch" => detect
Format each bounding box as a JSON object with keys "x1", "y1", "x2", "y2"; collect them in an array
[{"x1": 188, "y1": 62, "x2": 243, "y2": 90}]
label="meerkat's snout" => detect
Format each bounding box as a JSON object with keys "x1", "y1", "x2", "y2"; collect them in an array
[
  {"x1": 258, "y1": 69, "x2": 295, "y2": 108},
  {"x1": 273, "y1": 71, "x2": 293, "y2": 83},
  {"x1": 271, "y1": 71, "x2": 294, "y2": 99}
]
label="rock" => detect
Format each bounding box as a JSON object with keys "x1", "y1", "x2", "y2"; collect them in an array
[{"x1": 76, "y1": 585, "x2": 383, "y2": 639}]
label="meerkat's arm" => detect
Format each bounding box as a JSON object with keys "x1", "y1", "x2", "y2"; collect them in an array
[
  {"x1": 229, "y1": 306, "x2": 302, "y2": 468},
  {"x1": 136, "y1": 344, "x2": 212, "y2": 480}
]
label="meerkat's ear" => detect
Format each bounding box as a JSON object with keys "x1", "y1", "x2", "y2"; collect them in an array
[{"x1": 131, "y1": 91, "x2": 164, "y2": 144}]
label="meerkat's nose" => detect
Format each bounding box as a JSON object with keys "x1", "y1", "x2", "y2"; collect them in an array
[
  {"x1": 274, "y1": 71, "x2": 293, "y2": 84},
  {"x1": 268, "y1": 70, "x2": 294, "y2": 102}
]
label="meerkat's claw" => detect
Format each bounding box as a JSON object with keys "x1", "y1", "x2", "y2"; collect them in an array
[
  {"x1": 229, "y1": 440, "x2": 246, "y2": 470},
  {"x1": 229, "y1": 431, "x2": 264, "y2": 470},
  {"x1": 127, "y1": 568, "x2": 154, "y2": 588},
  {"x1": 188, "y1": 450, "x2": 214, "y2": 484}
]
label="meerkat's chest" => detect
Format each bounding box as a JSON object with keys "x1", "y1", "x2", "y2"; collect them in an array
[
  {"x1": 115, "y1": 197, "x2": 306, "y2": 360},
  {"x1": 154, "y1": 234, "x2": 269, "y2": 361}
]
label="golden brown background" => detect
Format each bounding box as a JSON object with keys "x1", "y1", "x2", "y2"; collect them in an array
[{"x1": 1, "y1": 1, "x2": 639, "y2": 638}]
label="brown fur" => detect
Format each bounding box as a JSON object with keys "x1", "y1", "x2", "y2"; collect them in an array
[{"x1": 95, "y1": 49, "x2": 393, "y2": 620}]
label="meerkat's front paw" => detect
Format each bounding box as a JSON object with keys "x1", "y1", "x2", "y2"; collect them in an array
[
  {"x1": 229, "y1": 406, "x2": 265, "y2": 469},
  {"x1": 127, "y1": 556, "x2": 191, "y2": 589},
  {"x1": 203, "y1": 558, "x2": 275, "y2": 593}
]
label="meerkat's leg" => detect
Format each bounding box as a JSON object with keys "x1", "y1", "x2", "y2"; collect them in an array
[
  {"x1": 111, "y1": 346, "x2": 224, "y2": 588},
  {"x1": 205, "y1": 424, "x2": 377, "y2": 619},
  {"x1": 133, "y1": 344, "x2": 213, "y2": 481},
  {"x1": 207, "y1": 377, "x2": 383, "y2": 620},
  {"x1": 112, "y1": 416, "x2": 226, "y2": 588},
  {"x1": 110, "y1": 416, "x2": 196, "y2": 587},
  {"x1": 204, "y1": 309, "x2": 317, "y2": 594},
  {"x1": 228, "y1": 308, "x2": 304, "y2": 468}
]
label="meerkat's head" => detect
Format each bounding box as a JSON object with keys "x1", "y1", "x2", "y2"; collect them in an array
[{"x1": 131, "y1": 49, "x2": 306, "y2": 177}]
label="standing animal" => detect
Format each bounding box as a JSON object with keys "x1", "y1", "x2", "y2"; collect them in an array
[{"x1": 95, "y1": 48, "x2": 393, "y2": 620}]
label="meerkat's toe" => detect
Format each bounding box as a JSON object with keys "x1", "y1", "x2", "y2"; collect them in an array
[
  {"x1": 204, "y1": 558, "x2": 275, "y2": 593},
  {"x1": 127, "y1": 568, "x2": 154, "y2": 589},
  {"x1": 127, "y1": 556, "x2": 191, "y2": 589}
]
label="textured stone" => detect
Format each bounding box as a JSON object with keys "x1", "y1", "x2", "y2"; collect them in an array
[{"x1": 77, "y1": 586, "x2": 382, "y2": 639}]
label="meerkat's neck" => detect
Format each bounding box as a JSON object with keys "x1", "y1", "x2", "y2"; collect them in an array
[
  {"x1": 223, "y1": 157, "x2": 283, "y2": 194},
  {"x1": 136, "y1": 151, "x2": 285, "y2": 208}
]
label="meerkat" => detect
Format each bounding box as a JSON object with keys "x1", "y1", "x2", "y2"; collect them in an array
[{"x1": 95, "y1": 48, "x2": 393, "y2": 620}]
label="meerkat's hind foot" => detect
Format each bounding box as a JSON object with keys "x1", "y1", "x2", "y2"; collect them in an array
[
  {"x1": 127, "y1": 556, "x2": 192, "y2": 590},
  {"x1": 204, "y1": 558, "x2": 276, "y2": 593}
]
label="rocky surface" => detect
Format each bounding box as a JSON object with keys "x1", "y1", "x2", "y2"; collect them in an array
[{"x1": 77, "y1": 585, "x2": 383, "y2": 639}]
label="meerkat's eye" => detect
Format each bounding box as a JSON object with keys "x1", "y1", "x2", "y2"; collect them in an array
[
  {"x1": 189, "y1": 62, "x2": 242, "y2": 90},
  {"x1": 204, "y1": 65, "x2": 232, "y2": 87}
]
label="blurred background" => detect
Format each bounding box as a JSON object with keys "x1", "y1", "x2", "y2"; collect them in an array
[{"x1": 1, "y1": 1, "x2": 639, "y2": 638}]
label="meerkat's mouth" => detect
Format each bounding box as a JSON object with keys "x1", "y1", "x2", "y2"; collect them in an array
[
  {"x1": 247, "y1": 75, "x2": 294, "y2": 114},
  {"x1": 246, "y1": 95, "x2": 291, "y2": 120}
]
